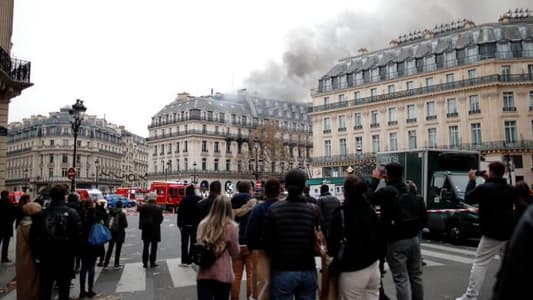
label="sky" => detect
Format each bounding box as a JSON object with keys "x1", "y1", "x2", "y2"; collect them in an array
[{"x1": 8, "y1": 0, "x2": 532, "y2": 137}]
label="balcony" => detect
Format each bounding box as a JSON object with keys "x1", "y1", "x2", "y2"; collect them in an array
[
  {"x1": 426, "y1": 115, "x2": 437, "y2": 121},
  {"x1": 313, "y1": 152, "x2": 376, "y2": 164},
  {"x1": 446, "y1": 112, "x2": 459, "y2": 118},
  {"x1": 406, "y1": 118, "x2": 417, "y2": 123},
  {"x1": 338, "y1": 127, "x2": 346, "y2": 132},
  {"x1": 353, "y1": 125, "x2": 363, "y2": 130},
  {"x1": 323, "y1": 129, "x2": 332, "y2": 134},
  {"x1": 387, "y1": 121, "x2": 398, "y2": 126},
  {"x1": 502, "y1": 106, "x2": 517, "y2": 112},
  {"x1": 0, "y1": 48, "x2": 32, "y2": 84},
  {"x1": 468, "y1": 109, "x2": 481, "y2": 115},
  {"x1": 370, "y1": 123, "x2": 380, "y2": 128}
]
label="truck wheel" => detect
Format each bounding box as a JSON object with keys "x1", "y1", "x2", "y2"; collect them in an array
[{"x1": 446, "y1": 222, "x2": 462, "y2": 244}]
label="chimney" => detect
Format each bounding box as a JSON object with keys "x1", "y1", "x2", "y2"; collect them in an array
[
  {"x1": 211, "y1": 88, "x2": 213, "y2": 95},
  {"x1": 357, "y1": 48, "x2": 368, "y2": 54},
  {"x1": 176, "y1": 92, "x2": 191, "y2": 101}
]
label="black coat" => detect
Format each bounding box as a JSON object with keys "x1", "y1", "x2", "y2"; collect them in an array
[
  {"x1": 80, "y1": 208, "x2": 105, "y2": 259},
  {"x1": 0, "y1": 197, "x2": 16, "y2": 238},
  {"x1": 108, "y1": 207, "x2": 128, "y2": 243},
  {"x1": 195, "y1": 195, "x2": 216, "y2": 227},
  {"x1": 139, "y1": 203, "x2": 163, "y2": 242},
  {"x1": 177, "y1": 194, "x2": 201, "y2": 228}
]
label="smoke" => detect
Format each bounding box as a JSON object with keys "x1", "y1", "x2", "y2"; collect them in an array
[{"x1": 243, "y1": 0, "x2": 531, "y2": 102}]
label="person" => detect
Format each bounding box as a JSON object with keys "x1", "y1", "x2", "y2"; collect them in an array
[
  {"x1": 456, "y1": 161, "x2": 517, "y2": 300},
  {"x1": 263, "y1": 169, "x2": 317, "y2": 300},
  {"x1": 490, "y1": 204, "x2": 533, "y2": 299},
  {"x1": 177, "y1": 185, "x2": 202, "y2": 266},
  {"x1": 317, "y1": 184, "x2": 340, "y2": 239},
  {"x1": 16, "y1": 202, "x2": 42, "y2": 300},
  {"x1": 79, "y1": 199, "x2": 105, "y2": 298},
  {"x1": 230, "y1": 181, "x2": 257, "y2": 300},
  {"x1": 406, "y1": 180, "x2": 428, "y2": 267},
  {"x1": 367, "y1": 162, "x2": 425, "y2": 300},
  {"x1": 513, "y1": 181, "x2": 532, "y2": 225},
  {"x1": 66, "y1": 192, "x2": 82, "y2": 273},
  {"x1": 104, "y1": 200, "x2": 128, "y2": 269},
  {"x1": 29, "y1": 184, "x2": 83, "y2": 300},
  {"x1": 303, "y1": 186, "x2": 317, "y2": 204},
  {"x1": 95, "y1": 199, "x2": 108, "y2": 267},
  {"x1": 139, "y1": 194, "x2": 164, "y2": 268},
  {"x1": 15, "y1": 194, "x2": 31, "y2": 227},
  {"x1": 196, "y1": 195, "x2": 240, "y2": 300},
  {"x1": 0, "y1": 190, "x2": 16, "y2": 263},
  {"x1": 196, "y1": 181, "x2": 222, "y2": 226},
  {"x1": 327, "y1": 175, "x2": 386, "y2": 300},
  {"x1": 245, "y1": 178, "x2": 281, "y2": 300}
]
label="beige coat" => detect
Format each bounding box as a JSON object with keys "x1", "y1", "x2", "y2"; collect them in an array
[{"x1": 16, "y1": 203, "x2": 41, "y2": 300}]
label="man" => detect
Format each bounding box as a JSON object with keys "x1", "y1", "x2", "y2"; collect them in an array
[
  {"x1": 316, "y1": 184, "x2": 340, "y2": 239},
  {"x1": 303, "y1": 186, "x2": 317, "y2": 204},
  {"x1": 231, "y1": 181, "x2": 257, "y2": 300},
  {"x1": 246, "y1": 178, "x2": 281, "y2": 300},
  {"x1": 0, "y1": 190, "x2": 16, "y2": 263},
  {"x1": 177, "y1": 185, "x2": 201, "y2": 266},
  {"x1": 95, "y1": 199, "x2": 108, "y2": 266},
  {"x1": 66, "y1": 192, "x2": 82, "y2": 272},
  {"x1": 29, "y1": 184, "x2": 83, "y2": 300},
  {"x1": 456, "y1": 161, "x2": 517, "y2": 300},
  {"x1": 104, "y1": 200, "x2": 128, "y2": 269},
  {"x1": 196, "y1": 181, "x2": 222, "y2": 226},
  {"x1": 139, "y1": 194, "x2": 164, "y2": 268},
  {"x1": 264, "y1": 169, "x2": 317, "y2": 299},
  {"x1": 367, "y1": 162, "x2": 425, "y2": 300}
]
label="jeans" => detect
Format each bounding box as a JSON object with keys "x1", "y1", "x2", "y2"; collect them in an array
[
  {"x1": 197, "y1": 279, "x2": 231, "y2": 300},
  {"x1": 142, "y1": 240, "x2": 158, "y2": 266},
  {"x1": 271, "y1": 270, "x2": 317, "y2": 300},
  {"x1": 1, "y1": 236, "x2": 10, "y2": 261},
  {"x1": 338, "y1": 260, "x2": 380, "y2": 300},
  {"x1": 386, "y1": 237, "x2": 423, "y2": 300},
  {"x1": 231, "y1": 246, "x2": 253, "y2": 300},
  {"x1": 80, "y1": 256, "x2": 97, "y2": 293},
  {"x1": 458, "y1": 236, "x2": 506, "y2": 300},
  {"x1": 104, "y1": 240, "x2": 123, "y2": 267},
  {"x1": 180, "y1": 225, "x2": 196, "y2": 264}
]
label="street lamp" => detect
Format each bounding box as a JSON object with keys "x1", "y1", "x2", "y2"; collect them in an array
[
  {"x1": 95, "y1": 158, "x2": 100, "y2": 189},
  {"x1": 69, "y1": 99, "x2": 87, "y2": 192},
  {"x1": 192, "y1": 161, "x2": 198, "y2": 184}
]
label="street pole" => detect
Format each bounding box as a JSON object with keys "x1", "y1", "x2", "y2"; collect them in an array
[
  {"x1": 69, "y1": 99, "x2": 87, "y2": 192},
  {"x1": 95, "y1": 158, "x2": 99, "y2": 189},
  {"x1": 193, "y1": 161, "x2": 197, "y2": 184}
]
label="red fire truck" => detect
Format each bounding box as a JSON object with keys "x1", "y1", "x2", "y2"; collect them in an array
[
  {"x1": 149, "y1": 182, "x2": 186, "y2": 211},
  {"x1": 116, "y1": 187, "x2": 149, "y2": 200}
]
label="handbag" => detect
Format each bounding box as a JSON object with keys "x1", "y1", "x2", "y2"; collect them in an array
[
  {"x1": 88, "y1": 223, "x2": 112, "y2": 246},
  {"x1": 328, "y1": 208, "x2": 346, "y2": 275}
]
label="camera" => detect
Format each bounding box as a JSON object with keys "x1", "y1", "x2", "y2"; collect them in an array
[{"x1": 475, "y1": 170, "x2": 487, "y2": 177}]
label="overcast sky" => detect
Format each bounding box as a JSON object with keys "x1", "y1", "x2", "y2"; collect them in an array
[{"x1": 8, "y1": 0, "x2": 531, "y2": 137}]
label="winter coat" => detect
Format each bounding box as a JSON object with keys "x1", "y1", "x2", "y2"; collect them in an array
[
  {"x1": 0, "y1": 197, "x2": 16, "y2": 238},
  {"x1": 245, "y1": 198, "x2": 277, "y2": 250},
  {"x1": 107, "y1": 207, "x2": 128, "y2": 243},
  {"x1": 80, "y1": 208, "x2": 105, "y2": 259},
  {"x1": 316, "y1": 193, "x2": 341, "y2": 236},
  {"x1": 465, "y1": 177, "x2": 517, "y2": 241},
  {"x1": 263, "y1": 194, "x2": 316, "y2": 272},
  {"x1": 16, "y1": 203, "x2": 41, "y2": 300},
  {"x1": 177, "y1": 194, "x2": 201, "y2": 228},
  {"x1": 139, "y1": 203, "x2": 163, "y2": 242},
  {"x1": 196, "y1": 195, "x2": 216, "y2": 226}
]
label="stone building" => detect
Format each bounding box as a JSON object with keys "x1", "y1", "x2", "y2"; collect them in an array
[
  {"x1": 147, "y1": 91, "x2": 312, "y2": 193},
  {"x1": 311, "y1": 9, "x2": 533, "y2": 184}
]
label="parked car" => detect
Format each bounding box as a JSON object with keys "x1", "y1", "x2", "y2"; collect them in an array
[{"x1": 104, "y1": 194, "x2": 137, "y2": 208}]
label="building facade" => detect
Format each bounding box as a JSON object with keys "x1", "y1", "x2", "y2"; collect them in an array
[
  {"x1": 0, "y1": 0, "x2": 32, "y2": 190},
  {"x1": 311, "y1": 10, "x2": 533, "y2": 184},
  {"x1": 147, "y1": 91, "x2": 312, "y2": 193},
  {"x1": 6, "y1": 106, "x2": 149, "y2": 197}
]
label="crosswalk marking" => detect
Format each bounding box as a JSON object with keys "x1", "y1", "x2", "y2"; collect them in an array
[
  {"x1": 422, "y1": 243, "x2": 477, "y2": 256},
  {"x1": 422, "y1": 249, "x2": 473, "y2": 264},
  {"x1": 167, "y1": 258, "x2": 197, "y2": 288},
  {"x1": 423, "y1": 259, "x2": 444, "y2": 267},
  {"x1": 116, "y1": 262, "x2": 146, "y2": 293}
]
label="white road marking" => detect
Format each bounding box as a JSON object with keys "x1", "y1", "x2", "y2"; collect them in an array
[
  {"x1": 422, "y1": 249, "x2": 472, "y2": 264},
  {"x1": 116, "y1": 262, "x2": 146, "y2": 293},
  {"x1": 422, "y1": 243, "x2": 477, "y2": 256},
  {"x1": 167, "y1": 258, "x2": 197, "y2": 288},
  {"x1": 423, "y1": 259, "x2": 444, "y2": 267}
]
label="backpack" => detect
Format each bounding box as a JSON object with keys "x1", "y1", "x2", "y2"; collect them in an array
[
  {"x1": 390, "y1": 185, "x2": 420, "y2": 229},
  {"x1": 43, "y1": 209, "x2": 70, "y2": 241},
  {"x1": 109, "y1": 213, "x2": 121, "y2": 232},
  {"x1": 191, "y1": 242, "x2": 226, "y2": 269}
]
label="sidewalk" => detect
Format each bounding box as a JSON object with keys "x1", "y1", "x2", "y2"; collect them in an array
[{"x1": 0, "y1": 235, "x2": 16, "y2": 297}]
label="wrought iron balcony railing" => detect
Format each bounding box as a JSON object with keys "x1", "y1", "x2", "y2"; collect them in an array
[{"x1": 0, "y1": 47, "x2": 31, "y2": 83}]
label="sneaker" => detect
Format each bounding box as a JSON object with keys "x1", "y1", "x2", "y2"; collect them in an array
[
  {"x1": 79, "y1": 291, "x2": 87, "y2": 298},
  {"x1": 87, "y1": 291, "x2": 96, "y2": 298},
  {"x1": 113, "y1": 264, "x2": 124, "y2": 270},
  {"x1": 150, "y1": 263, "x2": 159, "y2": 268},
  {"x1": 143, "y1": 264, "x2": 148, "y2": 268}
]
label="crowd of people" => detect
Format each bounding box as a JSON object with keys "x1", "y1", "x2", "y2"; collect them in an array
[{"x1": 0, "y1": 160, "x2": 532, "y2": 299}]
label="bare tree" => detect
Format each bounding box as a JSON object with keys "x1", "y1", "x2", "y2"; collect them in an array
[{"x1": 250, "y1": 120, "x2": 290, "y2": 174}]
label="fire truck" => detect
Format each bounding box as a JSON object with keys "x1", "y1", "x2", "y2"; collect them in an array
[
  {"x1": 149, "y1": 182, "x2": 186, "y2": 211},
  {"x1": 115, "y1": 187, "x2": 149, "y2": 200}
]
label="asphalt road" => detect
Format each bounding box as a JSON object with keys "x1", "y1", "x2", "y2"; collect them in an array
[{"x1": 0, "y1": 212, "x2": 501, "y2": 300}]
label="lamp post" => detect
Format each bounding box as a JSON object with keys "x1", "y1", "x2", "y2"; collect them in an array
[
  {"x1": 192, "y1": 161, "x2": 198, "y2": 184},
  {"x1": 69, "y1": 99, "x2": 87, "y2": 192},
  {"x1": 95, "y1": 158, "x2": 100, "y2": 189}
]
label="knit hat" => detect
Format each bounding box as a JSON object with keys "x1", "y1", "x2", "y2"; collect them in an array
[{"x1": 22, "y1": 202, "x2": 42, "y2": 216}]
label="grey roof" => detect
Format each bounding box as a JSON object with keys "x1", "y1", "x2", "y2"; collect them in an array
[{"x1": 322, "y1": 21, "x2": 533, "y2": 79}]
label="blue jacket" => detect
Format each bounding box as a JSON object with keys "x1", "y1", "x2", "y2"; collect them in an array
[{"x1": 245, "y1": 199, "x2": 277, "y2": 250}]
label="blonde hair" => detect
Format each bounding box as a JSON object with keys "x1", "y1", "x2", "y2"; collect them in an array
[{"x1": 197, "y1": 195, "x2": 235, "y2": 254}]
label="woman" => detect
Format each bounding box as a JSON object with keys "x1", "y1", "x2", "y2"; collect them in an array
[
  {"x1": 104, "y1": 200, "x2": 128, "y2": 269},
  {"x1": 327, "y1": 175, "x2": 386, "y2": 300},
  {"x1": 196, "y1": 195, "x2": 240, "y2": 300},
  {"x1": 16, "y1": 201, "x2": 41, "y2": 300},
  {"x1": 79, "y1": 199, "x2": 105, "y2": 298},
  {"x1": 15, "y1": 194, "x2": 31, "y2": 227}
]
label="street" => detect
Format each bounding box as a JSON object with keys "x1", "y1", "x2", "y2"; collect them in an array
[{"x1": 0, "y1": 212, "x2": 500, "y2": 300}]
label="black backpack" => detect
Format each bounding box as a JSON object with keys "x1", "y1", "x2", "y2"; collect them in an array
[
  {"x1": 390, "y1": 185, "x2": 420, "y2": 230},
  {"x1": 191, "y1": 242, "x2": 227, "y2": 269},
  {"x1": 43, "y1": 209, "x2": 71, "y2": 241}
]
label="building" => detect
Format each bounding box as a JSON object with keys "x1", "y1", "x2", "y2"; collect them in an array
[
  {"x1": 0, "y1": 0, "x2": 32, "y2": 190},
  {"x1": 6, "y1": 106, "x2": 149, "y2": 196},
  {"x1": 311, "y1": 9, "x2": 533, "y2": 184},
  {"x1": 146, "y1": 90, "x2": 312, "y2": 193}
]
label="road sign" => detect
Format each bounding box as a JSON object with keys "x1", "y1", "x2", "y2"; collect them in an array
[
  {"x1": 255, "y1": 180, "x2": 262, "y2": 189},
  {"x1": 67, "y1": 167, "x2": 76, "y2": 180}
]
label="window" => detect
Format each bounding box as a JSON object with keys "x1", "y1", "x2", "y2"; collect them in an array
[
  {"x1": 354, "y1": 113, "x2": 362, "y2": 129},
  {"x1": 184, "y1": 141, "x2": 188, "y2": 152},
  {"x1": 370, "y1": 88, "x2": 377, "y2": 97},
  {"x1": 511, "y1": 155, "x2": 523, "y2": 169},
  {"x1": 226, "y1": 159, "x2": 231, "y2": 171},
  {"x1": 407, "y1": 104, "x2": 416, "y2": 121},
  {"x1": 428, "y1": 128, "x2": 437, "y2": 147},
  {"x1": 446, "y1": 73, "x2": 454, "y2": 83},
  {"x1": 176, "y1": 142, "x2": 180, "y2": 153},
  {"x1": 406, "y1": 81, "x2": 414, "y2": 90},
  {"x1": 501, "y1": 65, "x2": 511, "y2": 80},
  {"x1": 471, "y1": 123, "x2": 482, "y2": 145},
  {"x1": 324, "y1": 97, "x2": 330, "y2": 106},
  {"x1": 177, "y1": 159, "x2": 180, "y2": 171},
  {"x1": 214, "y1": 159, "x2": 219, "y2": 171},
  {"x1": 449, "y1": 125, "x2": 459, "y2": 146},
  {"x1": 214, "y1": 142, "x2": 220, "y2": 153},
  {"x1": 372, "y1": 135, "x2": 380, "y2": 152},
  {"x1": 226, "y1": 142, "x2": 231, "y2": 153},
  {"x1": 388, "y1": 107, "x2": 397, "y2": 125},
  {"x1": 338, "y1": 115, "x2": 346, "y2": 131},
  {"x1": 219, "y1": 112, "x2": 225, "y2": 122},
  {"x1": 61, "y1": 168, "x2": 67, "y2": 177},
  {"x1": 202, "y1": 158, "x2": 207, "y2": 171},
  {"x1": 201, "y1": 141, "x2": 208, "y2": 152},
  {"x1": 447, "y1": 98, "x2": 458, "y2": 117},
  {"x1": 50, "y1": 140, "x2": 54, "y2": 146},
  {"x1": 504, "y1": 121, "x2": 517, "y2": 143},
  {"x1": 62, "y1": 139, "x2": 68, "y2": 147},
  {"x1": 530, "y1": 91, "x2": 533, "y2": 110},
  {"x1": 323, "y1": 118, "x2": 331, "y2": 133},
  {"x1": 388, "y1": 85, "x2": 395, "y2": 94},
  {"x1": 339, "y1": 94, "x2": 345, "y2": 102},
  {"x1": 62, "y1": 154, "x2": 68, "y2": 163},
  {"x1": 389, "y1": 133, "x2": 398, "y2": 151},
  {"x1": 355, "y1": 136, "x2": 363, "y2": 152},
  {"x1": 469, "y1": 95, "x2": 480, "y2": 114},
  {"x1": 48, "y1": 168, "x2": 53, "y2": 178},
  {"x1": 354, "y1": 91, "x2": 361, "y2": 101},
  {"x1": 371, "y1": 110, "x2": 379, "y2": 127},
  {"x1": 339, "y1": 139, "x2": 347, "y2": 156},
  {"x1": 468, "y1": 69, "x2": 477, "y2": 79},
  {"x1": 202, "y1": 124, "x2": 207, "y2": 134},
  {"x1": 408, "y1": 130, "x2": 417, "y2": 149},
  {"x1": 324, "y1": 140, "x2": 331, "y2": 158},
  {"x1": 503, "y1": 92, "x2": 515, "y2": 111},
  {"x1": 49, "y1": 154, "x2": 54, "y2": 163},
  {"x1": 426, "y1": 77, "x2": 433, "y2": 87}
]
